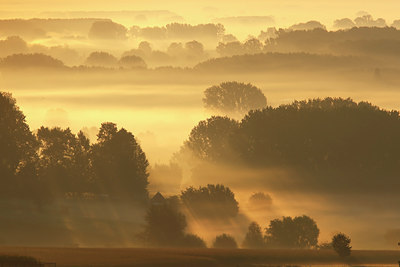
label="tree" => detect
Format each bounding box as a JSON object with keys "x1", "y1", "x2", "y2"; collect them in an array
[
  {"x1": 265, "y1": 215, "x2": 319, "y2": 248},
  {"x1": 119, "y1": 55, "x2": 147, "y2": 69},
  {"x1": 184, "y1": 116, "x2": 239, "y2": 162},
  {"x1": 203, "y1": 82, "x2": 267, "y2": 116},
  {"x1": 0, "y1": 53, "x2": 65, "y2": 69},
  {"x1": 242, "y1": 222, "x2": 264, "y2": 248},
  {"x1": 182, "y1": 234, "x2": 207, "y2": 248},
  {"x1": 142, "y1": 200, "x2": 187, "y2": 247},
  {"x1": 36, "y1": 127, "x2": 91, "y2": 195},
  {"x1": 248, "y1": 192, "x2": 273, "y2": 208},
  {"x1": 181, "y1": 184, "x2": 239, "y2": 219},
  {"x1": 213, "y1": 233, "x2": 238, "y2": 248},
  {"x1": 0, "y1": 92, "x2": 39, "y2": 197},
  {"x1": 332, "y1": 233, "x2": 352, "y2": 257},
  {"x1": 91, "y1": 122, "x2": 149, "y2": 202},
  {"x1": 88, "y1": 20, "x2": 127, "y2": 39},
  {"x1": 85, "y1": 51, "x2": 118, "y2": 68}
]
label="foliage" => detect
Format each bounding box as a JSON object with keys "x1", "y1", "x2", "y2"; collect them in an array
[
  {"x1": 181, "y1": 184, "x2": 239, "y2": 219},
  {"x1": 0, "y1": 53, "x2": 65, "y2": 69},
  {"x1": 181, "y1": 234, "x2": 207, "y2": 248},
  {"x1": 85, "y1": 51, "x2": 118, "y2": 68},
  {"x1": 242, "y1": 222, "x2": 264, "y2": 248},
  {"x1": 0, "y1": 92, "x2": 43, "y2": 201},
  {"x1": 91, "y1": 122, "x2": 149, "y2": 202},
  {"x1": 88, "y1": 20, "x2": 128, "y2": 39},
  {"x1": 203, "y1": 82, "x2": 267, "y2": 116},
  {"x1": 332, "y1": 233, "x2": 352, "y2": 257},
  {"x1": 184, "y1": 116, "x2": 239, "y2": 162},
  {"x1": 36, "y1": 127, "x2": 91, "y2": 195},
  {"x1": 142, "y1": 200, "x2": 187, "y2": 247},
  {"x1": 213, "y1": 233, "x2": 238, "y2": 248},
  {"x1": 265, "y1": 215, "x2": 319, "y2": 248},
  {"x1": 119, "y1": 55, "x2": 147, "y2": 69},
  {"x1": 248, "y1": 192, "x2": 273, "y2": 207}
]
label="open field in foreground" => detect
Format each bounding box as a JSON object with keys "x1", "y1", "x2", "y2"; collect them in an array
[{"x1": 0, "y1": 247, "x2": 399, "y2": 267}]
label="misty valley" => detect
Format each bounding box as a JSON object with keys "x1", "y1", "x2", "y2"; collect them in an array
[{"x1": 1, "y1": 6, "x2": 400, "y2": 267}]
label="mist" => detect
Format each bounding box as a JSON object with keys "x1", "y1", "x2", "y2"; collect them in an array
[{"x1": 1, "y1": 2, "x2": 400, "y2": 267}]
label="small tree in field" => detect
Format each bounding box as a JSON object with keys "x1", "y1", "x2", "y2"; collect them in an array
[
  {"x1": 332, "y1": 233, "x2": 352, "y2": 257},
  {"x1": 213, "y1": 234, "x2": 238, "y2": 248},
  {"x1": 242, "y1": 222, "x2": 264, "y2": 248}
]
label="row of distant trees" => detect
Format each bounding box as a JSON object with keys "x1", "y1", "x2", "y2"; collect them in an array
[
  {"x1": 141, "y1": 194, "x2": 352, "y2": 255},
  {"x1": 3, "y1": 24, "x2": 400, "y2": 69}
]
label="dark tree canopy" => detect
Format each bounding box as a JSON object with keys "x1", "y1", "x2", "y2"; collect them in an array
[
  {"x1": 265, "y1": 215, "x2": 320, "y2": 248},
  {"x1": 203, "y1": 82, "x2": 267, "y2": 116},
  {"x1": 213, "y1": 233, "x2": 238, "y2": 248},
  {"x1": 0, "y1": 92, "x2": 39, "y2": 197},
  {"x1": 184, "y1": 116, "x2": 239, "y2": 162},
  {"x1": 181, "y1": 184, "x2": 239, "y2": 219},
  {"x1": 332, "y1": 233, "x2": 352, "y2": 257},
  {"x1": 181, "y1": 234, "x2": 207, "y2": 248},
  {"x1": 36, "y1": 127, "x2": 91, "y2": 195},
  {"x1": 242, "y1": 222, "x2": 264, "y2": 248},
  {"x1": 186, "y1": 97, "x2": 400, "y2": 194},
  {"x1": 142, "y1": 200, "x2": 187, "y2": 247},
  {"x1": 249, "y1": 192, "x2": 273, "y2": 208},
  {"x1": 91, "y1": 122, "x2": 149, "y2": 202}
]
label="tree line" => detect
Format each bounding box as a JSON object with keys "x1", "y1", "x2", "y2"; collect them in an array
[
  {"x1": 0, "y1": 92, "x2": 150, "y2": 204},
  {"x1": 184, "y1": 97, "x2": 400, "y2": 195}
]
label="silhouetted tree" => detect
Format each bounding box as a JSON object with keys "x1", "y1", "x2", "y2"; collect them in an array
[
  {"x1": 37, "y1": 127, "x2": 91, "y2": 195},
  {"x1": 332, "y1": 233, "x2": 352, "y2": 257},
  {"x1": 333, "y1": 18, "x2": 356, "y2": 30},
  {"x1": 0, "y1": 53, "x2": 65, "y2": 69},
  {"x1": 265, "y1": 215, "x2": 319, "y2": 248},
  {"x1": 85, "y1": 51, "x2": 118, "y2": 68},
  {"x1": 289, "y1": 20, "x2": 326, "y2": 31},
  {"x1": 0, "y1": 36, "x2": 28, "y2": 57},
  {"x1": 249, "y1": 192, "x2": 273, "y2": 208},
  {"x1": 88, "y1": 20, "x2": 128, "y2": 39},
  {"x1": 213, "y1": 233, "x2": 238, "y2": 248},
  {"x1": 119, "y1": 55, "x2": 147, "y2": 69},
  {"x1": 142, "y1": 199, "x2": 187, "y2": 247},
  {"x1": 203, "y1": 82, "x2": 267, "y2": 116},
  {"x1": 91, "y1": 122, "x2": 149, "y2": 202},
  {"x1": 0, "y1": 92, "x2": 39, "y2": 198},
  {"x1": 184, "y1": 116, "x2": 239, "y2": 162},
  {"x1": 181, "y1": 184, "x2": 239, "y2": 219},
  {"x1": 182, "y1": 234, "x2": 207, "y2": 248},
  {"x1": 354, "y1": 15, "x2": 386, "y2": 27},
  {"x1": 242, "y1": 222, "x2": 264, "y2": 248}
]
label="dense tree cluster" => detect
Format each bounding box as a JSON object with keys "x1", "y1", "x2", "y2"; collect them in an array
[
  {"x1": 141, "y1": 196, "x2": 206, "y2": 247},
  {"x1": 185, "y1": 97, "x2": 400, "y2": 194},
  {"x1": 181, "y1": 184, "x2": 239, "y2": 219},
  {"x1": 242, "y1": 216, "x2": 320, "y2": 249},
  {"x1": 0, "y1": 92, "x2": 150, "y2": 204}
]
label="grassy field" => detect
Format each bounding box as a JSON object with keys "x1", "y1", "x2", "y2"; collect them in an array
[{"x1": 0, "y1": 247, "x2": 399, "y2": 267}]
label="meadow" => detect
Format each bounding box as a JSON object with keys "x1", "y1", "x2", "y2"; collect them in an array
[{"x1": 0, "y1": 247, "x2": 399, "y2": 267}]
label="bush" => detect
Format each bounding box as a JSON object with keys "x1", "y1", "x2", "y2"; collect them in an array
[
  {"x1": 213, "y1": 233, "x2": 238, "y2": 248},
  {"x1": 182, "y1": 234, "x2": 207, "y2": 248},
  {"x1": 332, "y1": 233, "x2": 352, "y2": 257},
  {"x1": 181, "y1": 184, "x2": 239, "y2": 219}
]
